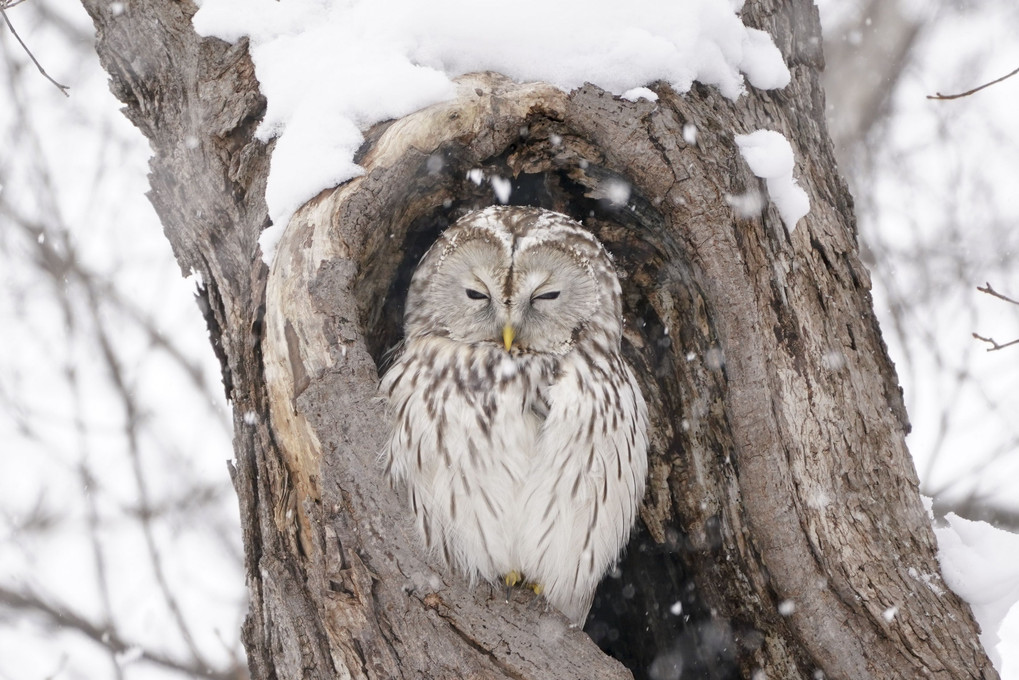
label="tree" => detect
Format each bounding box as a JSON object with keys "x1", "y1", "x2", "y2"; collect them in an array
[
  {"x1": 80, "y1": 0, "x2": 997, "y2": 677},
  {"x1": 822, "y1": 0, "x2": 1019, "y2": 533}
]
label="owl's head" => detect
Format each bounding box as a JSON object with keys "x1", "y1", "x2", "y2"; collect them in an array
[{"x1": 403, "y1": 206, "x2": 624, "y2": 355}]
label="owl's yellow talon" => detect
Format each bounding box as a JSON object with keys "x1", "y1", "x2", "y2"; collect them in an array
[{"x1": 504, "y1": 571, "x2": 523, "y2": 587}]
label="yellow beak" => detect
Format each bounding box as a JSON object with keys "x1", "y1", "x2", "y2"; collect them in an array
[{"x1": 502, "y1": 324, "x2": 515, "y2": 352}]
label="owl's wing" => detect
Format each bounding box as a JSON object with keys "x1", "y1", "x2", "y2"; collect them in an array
[
  {"x1": 518, "y1": 349, "x2": 648, "y2": 624},
  {"x1": 381, "y1": 338, "x2": 537, "y2": 582}
]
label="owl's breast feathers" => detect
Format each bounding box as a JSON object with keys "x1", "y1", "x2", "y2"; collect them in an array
[
  {"x1": 381, "y1": 335, "x2": 647, "y2": 625},
  {"x1": 381, "y1": 338, "x2": 556, "y2": 569}
]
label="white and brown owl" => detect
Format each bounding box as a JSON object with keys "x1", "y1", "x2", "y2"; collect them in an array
[{"x1": 381, "y1": 205, "x2": 648, "y2": 624}]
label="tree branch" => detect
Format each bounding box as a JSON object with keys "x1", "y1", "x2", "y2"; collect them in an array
[
  {"x1": 977, "y1": 282, "x2": 1019, "y2": 306},
  {"x1": 927, "y1": 65, "x2": 1019, "y2": 100},
  {"x1": 0, "y1": 1, "x2": 70, "y2": 96},
  {"x1": 973, "y1": 283, "x2": 1019, "y2": 351},
  {"x1": 972, "y1": 333, "x2": 1019, "y2": 352},
  {"x1": 0, "y1": 585, "x2": 241, "y2": 680}
]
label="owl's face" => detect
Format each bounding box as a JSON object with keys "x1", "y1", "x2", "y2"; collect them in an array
[{"x1": 404, "y1": 207, "x2": 622, "y2": 355}]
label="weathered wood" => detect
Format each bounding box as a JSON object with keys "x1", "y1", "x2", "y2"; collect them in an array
[
  {"x1": 79, "y1": 2, "x2": 336, "y2": 678},
  {"x1": 264, "y1": 74, "x2": 632, "y2": 679},
  {"x1": 83, "y1": 0, "x2": 997, "y2": 678}
]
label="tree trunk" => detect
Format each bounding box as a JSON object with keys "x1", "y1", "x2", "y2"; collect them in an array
[{"x1": 82, "y1": 1, "x2": 997, "y2": 678}]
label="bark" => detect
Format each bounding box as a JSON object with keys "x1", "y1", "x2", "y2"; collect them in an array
[{"x1": 82, "y1": 1, "x2": 997, "y2": 679}]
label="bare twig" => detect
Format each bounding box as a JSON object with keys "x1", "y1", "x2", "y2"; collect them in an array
[
  {"x1": 973, "y1": 283, "x2": 1019, "y2": 351},
  {"x1": 977, "y1": 282, "x2": 1019, "y2": 306},
  {"x1": 74, "y1": 383, "x2": 124, "y2": 680},
  {"x1": 0, "y1": 3, "x2": 70, "y2": 96},
  {"x1": 927, "y1": 65, "x2": 1019, "y2": 100},
  {"x1": 972, "y1": 333, "x2": 1019, "y2": 352},
  {"x1": 1, "y1": 8, "x2": 243, "y2": 678}
]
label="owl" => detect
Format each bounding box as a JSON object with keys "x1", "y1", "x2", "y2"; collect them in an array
[{"x1": 381, "y1": 205, "x2": 648, "y2": 625}]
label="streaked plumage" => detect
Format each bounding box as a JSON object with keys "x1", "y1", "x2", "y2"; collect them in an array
[{"x1": 381, "y1": 206, "x2": 648, "y2": 624}]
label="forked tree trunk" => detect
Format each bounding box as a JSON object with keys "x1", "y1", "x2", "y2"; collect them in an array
[{"x1": 83, "y1": 1, "x2": 997, "y2": 678}]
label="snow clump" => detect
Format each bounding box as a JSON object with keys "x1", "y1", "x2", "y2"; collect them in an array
[
  {"x1": 192, "y1": 0, "x2": 793, "y2": 263},
  {"x1": 935, "y1": 512, "x2": 1019, "y2": 671},
  {"x1": 734, "y1": 129, "x2": 810, "y2": 232}
]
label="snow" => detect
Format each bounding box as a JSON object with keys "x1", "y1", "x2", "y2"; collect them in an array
[
  {"x1": 935, "y1": 513, "x2": 1019, "y2": 670},
  {"x1": 724, "y1": 189, "x2": 766, "y2": 218},
  {"x1": 734, "y1": 129, "x2": 810, "y2": 231},
  {"x1": 498, "y1": 356, "x2": 518, "y2": 380},
  {"x1": 682, "y1": 123, "x2": 699, "y2": 146},
  {"x1": 192, "y1": 0, "x2": 792, "y2": 262},
  {"x1": 491, "y1": 176, "x2": 512, "y2": 204},
  {"x1": 622, "y1": 87, "x2": 659, "y2": 102},
  {"x1": 908, "y1": 565, "x2": 946, "y2": 596},
  {"x1": 604, "y1": 180, "x2": 632, "y2": 207}
]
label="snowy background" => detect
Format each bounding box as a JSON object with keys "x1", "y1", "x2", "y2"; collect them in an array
[{"x1": 1, "y1": 0, "x2": 1017, "y2": 677}]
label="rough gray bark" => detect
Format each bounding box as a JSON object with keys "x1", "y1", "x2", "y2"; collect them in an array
[{"x1": 83, "y1": 1, "x2": 997, "y2": 679}]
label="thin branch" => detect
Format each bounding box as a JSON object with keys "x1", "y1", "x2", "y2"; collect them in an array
[
  {"x1": 0, "y1": 3, "x2": 70, "y2": 96},
  {"x1": 4, "y1": 207, "x2": 230, "y2": 426},
  {"x1": 977, "y1": 282, "x2": 1019, "y2": 306},
  {"x1": 87, "y1": 288, "x2": 213, "y2": 669},
  {"x1": 972, "y1": 333, "x2": 1019, "y2": 352},
  {"x1": 0, "y1": 586, "x2": 241, "y2": 680},
  {"x1": 927, "y1": 65, "x2": 1019, "y2": 100},
  {"x1": 78, "y1": 463, "x2": 125, "y2": 680},
  {"x1": 973, "y1": 283, "x2": 1019, "y2": 351},
  {"x1": 4, "y1": 193, "x2": 227, "y2": 671}
]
